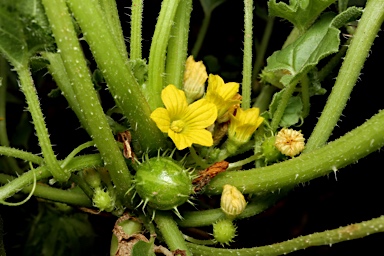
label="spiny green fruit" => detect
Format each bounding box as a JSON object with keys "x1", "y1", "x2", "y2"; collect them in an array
[
  {"x1": 134, "y1": 156, "x2": 193, "y2": 212},
  {"x1": 213, "y1": 219, "x2": 237, "y2": 246}
]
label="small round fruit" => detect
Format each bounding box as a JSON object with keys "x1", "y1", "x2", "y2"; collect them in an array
[
  {"x1": 213, "y1": 219, "x2": 237, "y2": 246},
  {"x1": 134, "y1": 157, "x2": 193, "y2": 210}
]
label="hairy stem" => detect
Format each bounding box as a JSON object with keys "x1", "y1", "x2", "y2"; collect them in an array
[
  {"x1": 270, "y1": 79, "x2": 299, "y2": 131},
  {"x1": 17, "y1": 65, "x2": 69, "y2": 181},
  {"x1": 155, "y1": 211, "x2": 192, "y2": 256},
  {"x1": 146, "y1": 0, "x2": 181, "y2": 110},
  {"x1": 130, "y1": 0, "x2": 143, "y2": 60},
  {"x1": 241, "y1": 0, "x2": 253, "y2": 109},
  {"x1": 0, "y1": 173, "x2": 92, "y2": 207},
  {"x1": 165, "y1": 0, "x2": 192, "y2": 89},
  {"x1": 98, "y1": 0, "x2": 128, "y2": 62},
  {"x1": 66, "y1": 0, "x2": 167, "y2": 153},
  {"x1": 206, "y1": 110, "x2": 384, "y2": 195},
  {"x1": 42, "y1": 0, "x2": 133, "y2": 204},
  {"x1": 187, "y1": 215, "x2": 384, "y2": 255},
  {"x1": 0, "y1": 154, "x2": 102, "y2": 202},
  {"x1": 0, "y1": 146, "x2": 43, "y2": 165},
  {"x1": 305, "y1": 0, "x2": 384, "y2": 151},
  {"x1": 178, "y1": 193, "x2": 282, "y2": 227}
]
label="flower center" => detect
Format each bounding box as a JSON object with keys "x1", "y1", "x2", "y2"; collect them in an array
[{"x1": 170, "y1": 120, "x2": 186, "y2": 133}]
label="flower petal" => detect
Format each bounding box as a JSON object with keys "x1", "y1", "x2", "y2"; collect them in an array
[
  {"x1": 161, "y1": 84, "x2": 188, "y2": 118},
  {"x1": 168, "y1": 129, "x2": 193, "y2": 150},
  {"x1": 150, "y1": 108, "x2": 171, "y2": 133},
  {"x1": 183, "y1": 99, "x2": 217, "y2": 129},
  {"x1": 183, "y1": 129, "x2": 214, "y2": 147}
]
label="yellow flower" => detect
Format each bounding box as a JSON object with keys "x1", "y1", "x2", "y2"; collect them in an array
[
  {"x1": 150, "y1": 84, "x2": 217, "y2": 150},
  {"x1": 220, "y1": 184, "x2": 246, "y2": 219},
  {"x1": 228, "y1": 107, "x2": 264, "y2": 145},
  {"x1": 183, "y1": 56, "x2": 208, "y2": 103},
  {"x1": 205, "y1": 74, "x2": 240, "y2": 122},
  {"x1": 274, "y1": 128, "x2": 305, "y2": 157}
]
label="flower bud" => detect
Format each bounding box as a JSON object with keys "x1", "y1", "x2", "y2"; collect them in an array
[
  {"x1": 274, "y1": 128, "x2": 305, "y2": 157},
  {"x1": 220, "y1": 184, "x2": 246, "y2": 219},
  {"x1": 183, "y1": 56, "x2": 208, "y2": 103}
]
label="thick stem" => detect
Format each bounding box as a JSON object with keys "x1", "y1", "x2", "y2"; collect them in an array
[
  {"x1": 187, "y1": 215, "x2": 384, "y2": 255},
  {"x1": 205, "y1": 110, "x2": 384, "y2": 195},
  {"x1": 66, "y1": 0, "x2": 167, "y2": 153},
  {"x1": 43, "y1": 52, "x2": 89, "y2": 132},
  {"x1": 154, "y1": 211, "x2": 192, "y2": 256},
  {"x1": 241, "y1": 0, "x2": 253, "y2": 109},
  {"x1": 146, "y1": 0, "x2": 181, "y2": 110},
  {"x1": 98, "y1": 0, "x2": 128, "y2": 62},
  {"x1": 17, "y1": 65, "x2": 69, "y2": 181},
  {"x1": 305, "y1": 0, "x2": 384, "y2": 151},
  {"x1": 42, "y1": 0, "x2": 133, "y2": 203},
  {"x1": 165, "y1": 0, "x2": 193, "y2": 89}
]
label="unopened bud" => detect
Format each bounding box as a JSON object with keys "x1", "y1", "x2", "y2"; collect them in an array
[{"x1": 220, "y1": 184, "x2": 246, "y2": 219}]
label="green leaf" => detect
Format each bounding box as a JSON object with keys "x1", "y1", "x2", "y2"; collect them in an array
[
  {"x1": 0, "y1": 0, "x2": 54, "y2": 68},
  {"x1": 264, "y1": 12, "x2": 340, "y2": 87},
  {"x1": 268, "y1": 89, "x2": 303, "y2": 127},
  {"x1": 330, "y1": 6, "x2": 362, "y2": 29},
  {"x1": 0, "y1": 6, "x2": 28, "y2": 68},
  {"x1": 268, "y1": 0, "x2": 336, "y2": 32},
  {"x1": 132, "y1": 240, "x2": 156, "y2": 256}
]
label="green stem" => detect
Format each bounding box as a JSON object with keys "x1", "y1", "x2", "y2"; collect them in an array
[
  {"x1": 43, "y1": 52, "x2": 88, "y2": 131},
  {"x1": 0, "y1": 58, "x2": 23, "y2": 174},
  {"x1": 188, "y1": 215, "x2": 384, "y2": 255},
  {"x1": 300, "y1": 74, "x2": 310, "y2": 118},
  {"x1": 252, "y1": 17, "x2": 275, "y2": 82},
  {"x1": 0, "y1": 146, "x2": 44, "y2": 165},
  {"x1": 165, "y1": 0, "x2": 193, "y2": 89},
  {"x1": 154, "y1": 211, "x2": 192, "y2": 256},
  {"x1": 305, "y1": 0, "x2": 384, "y2": 151},
  {"x1": 189, "y1": 146, "x2": 209, "y2": 169},
  {"x1": 98, "y1": 0, "x2": 128, "y2": 62},
  {"x1": 241, "y1": 0, "x2": 253, "y2": 109},
  {"x1": 192, "y1": 13, "x2": 211, "y2": 58},
  {"x1": 227, "y1": 153, "x2": 261, "y2": 171},
  {"x1": 317, "y1": 43, "x2": 348, "y2": 82},
  {"x1": 0, "y1": 173, "x2": 92, "y2": 207},
  {"x1": 130, "y1": 0, "x2": 143, "y2": 60},
  {"x1": 205, "y1": 110, "x2": 384, "y2": 195},
  {"x1": 42, "y1": 0, "x2": 133, "y2": 203},
  {"x1": 253, "y1": 85, "x2": 277, "y2": 113},
  {"x1": 69, "y1": 173, "x2": 94, "y2": 199},
  {"x1": 270, "y1": 79, "x2": 299, "y2": 131},
  {"x1": 17, "y1": 65, "x2": 69, "y2": 181},
  {"x1": 178, "y1": 193, "x2": 282, "y2": 227},
  {"x1": 60, "y1": 141, "x2": 95, "y2": 168},
  {"x1": 146, "y1": 0, "x2": 180, "y2": 110},
  {"x1": 0, "y1": 154, "x2": 102, "y2": 202},
  {"x1": 66, "y1": 0, "x2": 167, "y2": 154}
]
